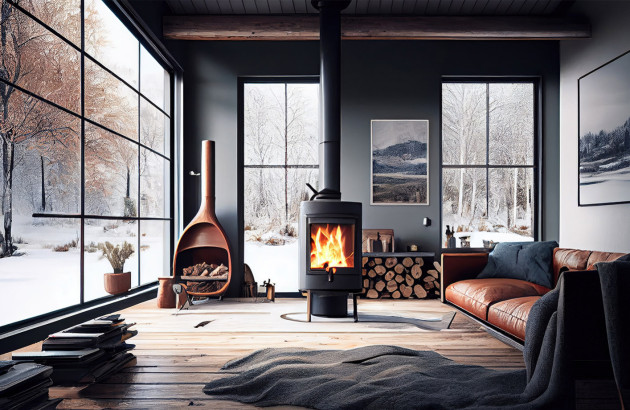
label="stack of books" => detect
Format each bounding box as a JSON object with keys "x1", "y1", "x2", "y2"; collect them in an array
[
  {"x1": 12, "y1": 314, "x2": 137, "y2": 385},
  {"x1": 0, "y1": 360, "x2": 61, "y2": 409}
]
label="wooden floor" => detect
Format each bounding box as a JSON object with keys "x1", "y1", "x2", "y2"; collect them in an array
[{"x1": 6, "y1": 298, "x2": 526, "y2": 409}]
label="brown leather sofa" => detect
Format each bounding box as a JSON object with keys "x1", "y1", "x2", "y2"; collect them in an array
[{"x1": 441, "y1": 248, "x2": 626, "y2": 343}]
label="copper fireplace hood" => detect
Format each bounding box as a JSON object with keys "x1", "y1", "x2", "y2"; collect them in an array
[{"x1": 172, "y1": 140, "x2": 232, "y2": 298}]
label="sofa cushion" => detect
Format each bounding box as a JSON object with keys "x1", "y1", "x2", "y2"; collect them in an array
[
  {"x1": 477, "y1": 241, "x2": 558, "y2": 288},
  {"x1": 488, "y1": 296, "x2": 540, "y2": 341},
  {"x1": 445, "y1": 278, "x2": 550, "y2": 321}
]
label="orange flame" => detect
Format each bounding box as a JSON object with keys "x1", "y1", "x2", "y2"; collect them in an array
[{"x1": 310, "y1": 224, "x2": 354, "y2": 271}]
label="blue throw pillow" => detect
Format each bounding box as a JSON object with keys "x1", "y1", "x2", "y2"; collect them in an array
[{"x1": 477, "y1": 241, "x2": 558, "y2": 289}]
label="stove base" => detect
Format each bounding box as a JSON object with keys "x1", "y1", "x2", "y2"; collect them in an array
[{"x1": 311, "y1": 291, "x2": 348, "y2": 317}]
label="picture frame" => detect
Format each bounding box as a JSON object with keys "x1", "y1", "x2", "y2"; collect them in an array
[
  {"x1": 371, "y1": 120, "x2": 429, "y2": 205},
  {"x1": 361, "y1": 229, "x2": 394, "y2": 253},
  {"x1": 578, "y1": 49, "x2": 630, "y2": 206}
]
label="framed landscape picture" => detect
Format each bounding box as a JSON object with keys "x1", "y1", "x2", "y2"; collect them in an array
[
  {"x1": 578, "y1": 49, "x2": 630, "y2": 206},
  {"x1": 371, "y1": 120, "x2": 429, "y2": 205}
]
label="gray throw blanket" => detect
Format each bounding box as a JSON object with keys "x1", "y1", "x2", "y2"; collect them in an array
[
  {"x1": 204, "y1": 263, "x2": 629, "y2": 409},
  {"x1": 596, "y1": 260, "x2": 630, "y2": 408}
]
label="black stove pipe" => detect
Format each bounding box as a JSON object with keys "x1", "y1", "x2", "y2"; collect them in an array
[{"x1": 311, "y1": 0, "x2": 351, "y2": 200}]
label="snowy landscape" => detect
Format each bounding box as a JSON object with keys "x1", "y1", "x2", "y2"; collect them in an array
[
  {"x1": 578, "y1": 49, "x2": 630, "y2": 205},
  {"x1": 243, "y1": 83, "x2": 318, "y2": 292},
  {"x1": 0, "y1": 1, "x2": 170, "y2": 327},
  {"x1": 372, "y1": 120, "x2": 429, "y2": 205},
  {"x1": 441, "y1": 83, "x2": 535, "y2": 245}
]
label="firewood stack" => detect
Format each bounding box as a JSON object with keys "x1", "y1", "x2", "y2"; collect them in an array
[
  {"x1": 183, "y1": 262, "x2": 228, "y2": 293},
  {"x1": 362, "y1": 256, "x2": 440, "y2": 299}
]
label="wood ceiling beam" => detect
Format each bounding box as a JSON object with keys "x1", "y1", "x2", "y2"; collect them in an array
[{"x1": 163, "y1": 15, "x2": 590, "y2": 41}]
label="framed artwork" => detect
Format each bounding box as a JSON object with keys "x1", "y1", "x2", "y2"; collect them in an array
[
  {"x1": 361, "y1": 229, "x2": 394, "y2": 253},
  {"x1": 371, "y1": 120, "x2": 429, "y2": 205},
  {"x1": 578, "y1": 49, "x2": 630, "y2": 206}
]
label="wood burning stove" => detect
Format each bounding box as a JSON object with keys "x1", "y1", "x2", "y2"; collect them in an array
[
  {"x1": 298, "y1": 0, "x2": 362, "y2": 319},
  {"x1": 299, "y1": 200, "x2": 362, "y2": 317}
]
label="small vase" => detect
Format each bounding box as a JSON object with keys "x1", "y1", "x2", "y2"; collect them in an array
[{"x1": 104, "y1": 272, "x2": 131, "y2": 295}]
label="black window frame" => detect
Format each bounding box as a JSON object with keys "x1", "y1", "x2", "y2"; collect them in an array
[
  {"x1": 439, "y1": 76, "x2": 543, "y2": 250},
  {"x1": 237, "y1": 76, "x2": 319, "y2": 292},
  {"x1": 0, "y1": 0, "x2": 181, "y2": 335}
]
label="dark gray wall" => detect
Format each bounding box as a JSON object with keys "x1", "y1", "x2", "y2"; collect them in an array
[
  {"x1": 128, "y1": 3, "x2": 560, "y2": 295},
  {"x1": 173, "y1": 40, "x2": 559, "y2": 295}
]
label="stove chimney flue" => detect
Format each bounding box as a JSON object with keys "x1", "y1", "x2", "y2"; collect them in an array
[{"x1": 311, "y1": 0, "x2": 350, "y2": 200}]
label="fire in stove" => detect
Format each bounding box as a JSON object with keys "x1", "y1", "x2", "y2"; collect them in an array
[{"x1": 310, "y1": 224, "x2": 355, "y2": 275}]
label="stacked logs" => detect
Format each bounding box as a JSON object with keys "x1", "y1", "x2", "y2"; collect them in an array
[{"x1": 362, "y1": 256, "x2": 440, "y2": 299}]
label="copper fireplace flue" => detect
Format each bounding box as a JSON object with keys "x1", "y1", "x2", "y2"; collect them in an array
[{"x1": 173, "y1": 140, "x2": 232, "y2": 300}]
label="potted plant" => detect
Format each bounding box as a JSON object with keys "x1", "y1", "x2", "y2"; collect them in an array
[{"x1": 99, "y1": 241, "x2": 135, "y2": 295}]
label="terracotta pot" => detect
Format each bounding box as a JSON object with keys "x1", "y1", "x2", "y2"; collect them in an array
[
  {"x1": 157, "y1": 277, "x2": 176, "y2": 308},
  {"x1": 104, "y1": 272, "x2": 131, "y2": 295}
]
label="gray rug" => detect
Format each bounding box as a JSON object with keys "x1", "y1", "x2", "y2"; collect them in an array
[{"x1": 203, "y1": 345, "x2": 530, "y2": 409}]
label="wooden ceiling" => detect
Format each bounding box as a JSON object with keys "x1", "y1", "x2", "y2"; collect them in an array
[{"x1": 164, "y1": 0, "x2": 574, "y2": 16}]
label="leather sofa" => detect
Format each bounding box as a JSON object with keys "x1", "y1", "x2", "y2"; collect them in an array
[{"x1": 441, "y1": 248, "x2": 626, "y2": 343}]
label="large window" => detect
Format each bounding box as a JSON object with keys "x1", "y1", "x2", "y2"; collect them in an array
[
  {"x1": 0, "y1": 0, "x2": 172, "y2": 327},
  {"x1": 441, "y1": 80, "x2": 537, "y2": 248},
  {"x1": 242, "y1": 80, "x2": 319, "y2": 292}
]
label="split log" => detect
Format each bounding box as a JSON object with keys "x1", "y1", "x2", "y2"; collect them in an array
[
  {"x1": 362, "y1": 268, "x2": 367, "y2": 276},
  {"x1": 405, "y1": 274, "x2": 414, "y2": 286},
  {"x1": 415, "y1": 257, "x2": 424, "y2": 267},
  {"x1": 424, "y1": 275, "x2": 434, "y2": 282},
  {"x1": 375, "y1": 280, "x2": 386, "y2": 292},
  {"x1": 392, "y1": 290, "x2": 401, "y2": 299},
  {"x1": 386, "y1": 280, "x2": 398, "y2": 292},
  {"x1": 384, "y1": 257, "x2": 397, "y2": 268},
  {"x1": 427, "y1": 269, "x2": 438, "y2": 278},
  {"x1": 363, "y1": 279, "x2": 370, "y2": 288},
  {"x1": 414, "y1": 284, "x2": 427, "y2": 298},
  {"x1": 384, "y1": 271, "x2": 395, "y2": 281},
  {"x1": 424, "y1": 281, "x2": 435, "y2": 290},
  {"x1": 366, "y1": 289, "x2": 379, "y2": 299},
  {"x1": 434, "y1": 281, "x2": 441, "y2": 290},
  {"x1": 368, "y1": 269, "x2": 376, "y2": 278},
  {"x1": 374, "y1": 258, "x2": 383, "y2": 265},
  {"x1": 411, "y1": 264, "x2": 422, "y2": 279},
  {"x1": 395, "y1": 274, "x2": 404, "y2": 284},
  {"x1": 400, "y1": 284, "x2": 413, "y2": 298},
  {"x1": 209, "y1": 264, "x2": 228, "y2": 278},
  {"x1": 374, "y1": 265, "x2": 387, "y2": 275},
  {"x1": 394, "y1": 264, "x2": 405, "y2": 274},
  {"x1": 362, "y1": 257, "x2": 368, "y2": 266},
  {"x1": 368, "y1": 260, "x2": 376, "y2": 267},
  {"x1": 433, "y1": 261, "x2": 442, "y2": 273},
  {"x1": 402, "y1": 257, "x2": 414, "y2": 267}
]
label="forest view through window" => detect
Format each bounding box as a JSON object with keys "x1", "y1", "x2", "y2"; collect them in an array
[
  {"x1": 441, "y1": 81, "x2": 537, "y2": 248},
  {"x1": 243, "y1": 81, "x2": 318, "y2": 292},
  {"x1": 0, "y1": 0, "x2": 172, "y2": 327}
]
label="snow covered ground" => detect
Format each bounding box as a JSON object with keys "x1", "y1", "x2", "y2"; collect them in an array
[
  {"x1": 580, "y1": 169, "x2": 630, "y2": 204},
  {"x1": 0, "y1": 215, "x2": 168, "y2": 327},
  {"x1": 244, "y1": 240, "x2": 299, "y2": 293},
  {"x1": 451, "y1": 231, "x2": 533, "y2": 248}
]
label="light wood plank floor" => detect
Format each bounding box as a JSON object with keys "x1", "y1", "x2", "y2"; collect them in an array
[{"x1": 5, "y1": 298, "x2": 526, "y2": 409}]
